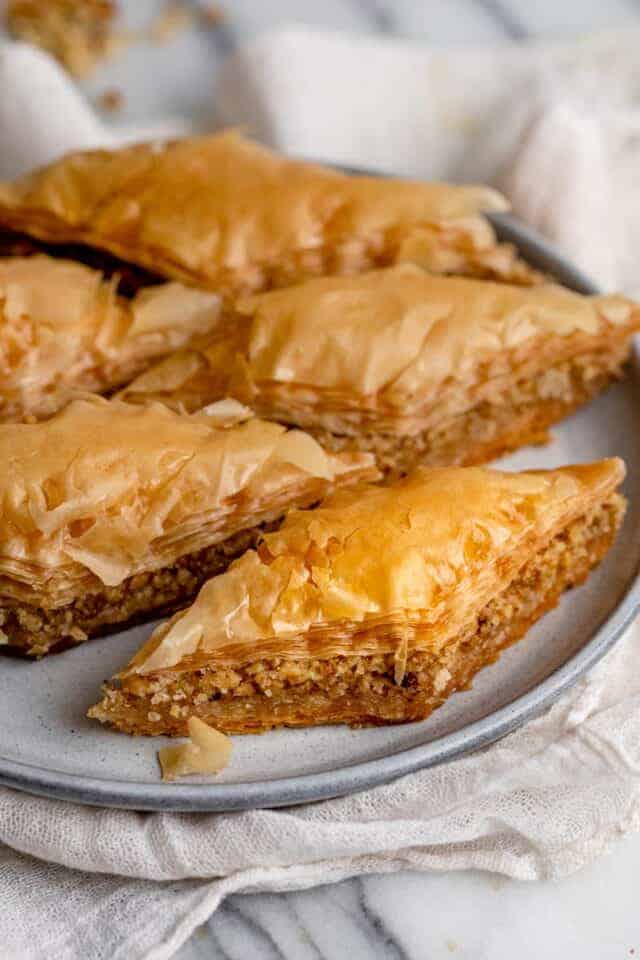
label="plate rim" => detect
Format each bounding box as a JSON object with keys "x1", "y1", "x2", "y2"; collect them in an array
[{"x1": 2, "y1": 214, "x2": 639, "y2": 811}]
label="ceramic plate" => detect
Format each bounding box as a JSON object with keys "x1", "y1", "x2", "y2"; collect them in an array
[{"x1": 1, "y1": 216, "x2": 640, "y2": 811}]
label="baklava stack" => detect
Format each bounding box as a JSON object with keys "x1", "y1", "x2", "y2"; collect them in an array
[
  {"x1": 0, "y1": 255, "x2": 224, "y2": 422},
  {"x1": 0, "y1": 397, "x2": 375, "y2": 656},
  {"x1": 0, "y1": 133, "x2": 633, "y2": 767},
  {"x1": 0, "y1": 132, "x2": 544, "y2": 420},
  {"x1": 0, "y1": 131, "x2": 537, "y2": 300},
  {"x1": 90, "y1": 459, "x2": 626, "y2": 735},
  {"x1": 121, "y1": 265, "x2": 640, "y2": 477}
]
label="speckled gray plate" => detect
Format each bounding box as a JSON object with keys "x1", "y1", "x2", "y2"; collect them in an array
[{"x1": 1, "y1": 215, "x2": 640, "y2": 811}]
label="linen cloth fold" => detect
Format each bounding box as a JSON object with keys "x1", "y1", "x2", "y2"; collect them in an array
[
  {"x1": 1, "y1": 29, "x2": 640, "y2": 960},
  {"x1": 216, "y1": 27, "x2": 640, "y2": 294}
]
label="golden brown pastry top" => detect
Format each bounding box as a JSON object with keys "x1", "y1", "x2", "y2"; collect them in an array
[
  {"x1": 0, "y1": 396, "x2": 376, "y2": 593},
  {"x1": 0, "y1": 132, "x2": 508, "y2": 291},
  {"x1": 240, "y1": 265, "x2": 635, "y2": 395},
  {"x1": 121, "y1": 265, "x2": 640, "y2": 433},
  {"x1": 0, "y1": 255, "x2": 224, "y2": 421},
  {"x1": 125, "y1": 459, "x2": 624, "y2": 676}
]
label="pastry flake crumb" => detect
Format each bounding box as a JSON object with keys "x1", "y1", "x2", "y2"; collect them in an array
[
  {"x1": 196, "y1": 397, "x2": 254, "y2": 426},
  {"x1": 6, "y1": 0, "x2": 119, "y2": 78},
  {"x1": 393, "y1": 629, "x2": 409, "y2": 685},
  {"x1": 150, "y1": 0, "x2": 193, "y2": 44},
  {"x1": 158, "y1": 716, "x2": 232, "y2": 781},
  {"x1": 200, "y1": 2, "x2": 224, "y2": 26},
  {"x1": 433, "y1": 666, "x2": 452, "y2": 693},
  {"x1": 98, "y1": 88, "x2": 125, "y2": 112}
]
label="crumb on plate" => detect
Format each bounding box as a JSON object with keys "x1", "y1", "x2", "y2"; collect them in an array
[{"x1": 159, "y1": 717, "x2": 232, "y2": 781}]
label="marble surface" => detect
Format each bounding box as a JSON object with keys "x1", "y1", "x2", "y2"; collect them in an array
[
  {"x1": 176, "y1": 831, "x2": 640, "y2": 959},
  {"x1": 11, "y1": 0, "x2": 640, "y2": 956}
]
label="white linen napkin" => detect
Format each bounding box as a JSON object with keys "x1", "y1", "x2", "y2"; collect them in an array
[
  {"x1": 216, "y1": 27, "x2": 640, "y2": 295},
  {"x1": 0, "y1": 41, "x2": 194, "y2": 179},
  {"x1": 1, "y1": 30, "x2": 640, "y2": 960}
]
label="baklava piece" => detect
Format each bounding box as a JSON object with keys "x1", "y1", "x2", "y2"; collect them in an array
[
  {"x1": 120, "y1": 265, "x2": 640, "y2": 478},
  {"x1": 0, "y1": 255, "x2": 227, "y2": 422},
  {"x1": 6, "y1": 0, "x2": 118, "y2": 78},
  {"x1": 89, "y1": 459, "x2": 626, "y2": 735},
  {"x1": 0, "y1": 131, "x2": 539, "y2": 298},
  {"x1": 0, "y1": 396, "x2": 376, "y2": 657}
]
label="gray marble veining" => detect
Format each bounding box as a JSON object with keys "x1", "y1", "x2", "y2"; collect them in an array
[
  {"x1": 471, "y1": 0, "x2": 529, "y2": 39},
  {"x1": 175, "y1": 831, "x2": 640, "y2": 959}
]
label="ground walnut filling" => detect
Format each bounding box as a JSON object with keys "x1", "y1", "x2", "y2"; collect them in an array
[
  {"x1": 89, "y1": 495, "x2": 625, "y2": 736},
  {"x1": 309, "y1": 348, "x2": 628, "y2": 479},
  {"x1": 0, "y1": 524, "x2": 273, "y2": 658}
]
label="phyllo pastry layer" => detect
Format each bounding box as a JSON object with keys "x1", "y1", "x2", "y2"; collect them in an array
[
  {"x1": 120, "y1": 265, "x2": 640, "y2": 477},
  {"x1": 0, "y1": 396, "x2": 376, "y2": 657},
  {"x1": 0, "y1": 255, "x2": 226, "y2": 422},
  {"x1": 0, "y1": 132, "x2": 538, "y2": 298},
  {"x1": 89, "y1": 459, "x2": 626, "y2": 736}
]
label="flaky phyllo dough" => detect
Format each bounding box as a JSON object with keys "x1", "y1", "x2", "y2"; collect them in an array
[
  {"x1": 0, "y1": 255, "x2": 226, "y2": 422},
  {"x1": 120, "y1": 265, "x2": 640, "y2": 477},
  {"x1": 89, "y1": 459, "x2": 626, "y2": 736},
  {"x1": 0, "y1": 396, "x2": 376, "y2": 656},
  {"x1": 0, "y1": 131, "x2": 539, "y2": 298}
]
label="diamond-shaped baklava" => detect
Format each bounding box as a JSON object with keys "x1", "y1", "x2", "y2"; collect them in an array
[
  {"x1": 0, "y1": 255, "x2": 226, "y2": 422},
  {"x1": 120, "y1": 265, "x2": 640, "y2": 478},
  {"x1": 0, "y1": 396, "x2": 376, "y2": 657},
  {"x1": 89, "y1": 459, "x2": 625, "y2": 736},
  {"x1": 0, "y1": 132, "x2": 538, "y2": 298}
]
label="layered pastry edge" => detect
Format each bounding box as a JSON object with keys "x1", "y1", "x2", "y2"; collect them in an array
[
  {"x1": 119, "y1": 266, "x2": 640, "y2": 477},
  {"x1": 0, "y1": 396, "x2": 378, "y2": 656},
  {"x1": 0, "y1": 132, "x2": 541, "y2": 296},
  {"x1": 88, "y1": 459, "x2": 626, "y2": 736},
  {"x1": 0, "y1": 254, "x2": 227, "y2": 423}
]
